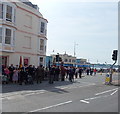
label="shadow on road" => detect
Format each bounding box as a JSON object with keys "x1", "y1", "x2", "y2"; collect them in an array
[{"x1": 2, "y1": 79, "x2": 77, "y2": 94}]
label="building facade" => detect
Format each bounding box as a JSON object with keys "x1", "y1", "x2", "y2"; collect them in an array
[
  {"x1": 76, "y1": 59, "x2": 90, "y2": 67},
  {"x1": 48, "y1": 53, "x2": 76, "y2": 67},
  {"x1": 0, "y1": 0, "x2": 48, "y2": 67}
]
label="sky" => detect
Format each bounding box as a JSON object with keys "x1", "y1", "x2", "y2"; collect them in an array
[{"x1": 29, "y1": 0, "x2": 118, "y2": 64}]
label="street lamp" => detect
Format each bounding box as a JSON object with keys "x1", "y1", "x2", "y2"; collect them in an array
[
  {"x1": 74, "y1": 42, "x2": 78, "y2": 57},
  {"x1": 57, "y1": 53, "x2": 59, "y2": 66}
]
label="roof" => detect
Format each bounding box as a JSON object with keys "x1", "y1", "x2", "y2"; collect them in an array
[{"x1": 19, "y1": 0, "x2": 39, "y2": 10}]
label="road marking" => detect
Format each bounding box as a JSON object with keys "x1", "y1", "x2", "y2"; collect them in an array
[
  {"x1": 110, "y1": 90, "x2": 118, "y2": 96},
  {"x1": 95, "y1": 88, "x2": 119, "y2": 96},
  {"x1": 24, "y1": 92, "x2": 45, "y2": 96},
  {"x1": 80, "y1": 88, "x2": 119, "y2": 104},
  {"x1": 29, "y1": 100, "x2": 72, "y2": 112},
  {"x1": 80, "y1": 100, "x2": 89, "y2": 104}
]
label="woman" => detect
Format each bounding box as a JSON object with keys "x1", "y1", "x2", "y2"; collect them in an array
[
  {"x1": 12, "y1": 68, "x2": 18, "y2": 83},
  {"x1": 4, "y1": 67, "x2": 10, "y2": 82}
]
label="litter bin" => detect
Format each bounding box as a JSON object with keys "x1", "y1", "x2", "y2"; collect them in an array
[{"x1": 105, "y1": 73, "x2": 110, "y2": 84}]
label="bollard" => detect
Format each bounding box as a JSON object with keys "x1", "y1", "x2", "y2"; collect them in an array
[{"x1": 105, "y1": 73, "x2": 110, "y2": 85}]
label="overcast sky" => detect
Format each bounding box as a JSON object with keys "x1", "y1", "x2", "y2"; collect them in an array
[{"x1": 30, "y1": 0, "x2": 118, "y2": 64}]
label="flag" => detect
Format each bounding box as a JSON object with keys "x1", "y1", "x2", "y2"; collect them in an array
[{"x1": 19, "y1": 56, "x2": 22, "y2": 68}]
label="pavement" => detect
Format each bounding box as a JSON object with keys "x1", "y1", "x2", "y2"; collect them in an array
[
  {"x1": 1, "y1": 73, "x2": 119, "y2": 113},
  {"x1": 111, "y1": 80, "x2": 120, "y2": 86}
]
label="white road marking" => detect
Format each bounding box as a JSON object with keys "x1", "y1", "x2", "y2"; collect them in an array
[
  {"x1": 80, "y1": 88, "x2": 119, "y2": 104},
  {"x1": 29, "y1": 100, "x2": 72, "y2": 112},
  {"x1": 95, "y1": 88, "x2": 119, "y2": 96},
  {"x1": 80, "y1": 100, "x2": 89, "y2": 104},
  {"x1": 24, "y1": 92, "x2": 45, "y2": 96},
  {"x1": 85, "y1": 95, "x2": 109, "y2": 101},
  {"x1": 110, "y1": 90, "x2": 118, "y2": 96}
]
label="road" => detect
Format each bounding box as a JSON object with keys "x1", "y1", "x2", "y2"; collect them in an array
[{"x1": 1, "y1": 73, "x2": 119, "y2": 113}]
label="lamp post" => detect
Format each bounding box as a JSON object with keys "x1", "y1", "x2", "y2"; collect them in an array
[
  {"x1": 57, "y1": 53, "x2": 59, "y2": 66},
  {"x1": 74, "y1": 42, "x2": 78, "y2": 57}
]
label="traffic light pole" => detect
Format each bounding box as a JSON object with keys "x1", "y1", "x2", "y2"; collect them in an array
[{"x1": 109, "y1": 60, "x2": 117, "y2": 84}]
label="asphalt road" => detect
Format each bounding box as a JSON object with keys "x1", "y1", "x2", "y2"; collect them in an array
[{"x1": 1, "y1": 73, "x2": 119, "y2": 112}]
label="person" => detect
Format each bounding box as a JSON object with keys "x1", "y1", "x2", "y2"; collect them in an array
[
  {"x1": 90, "y1": 68, "x2": 93, "y2": 76},
  {"x1": 94, "y1": 68, "x2": 97, "y2": 76},
  {"x1": 36, "y1": 65, "x2": 44, "y2": 84},
  {"x1": 79, "y1": 67, "x2": 83, "y2": 78},
  {"x1": 49, "y1": 65, "x2": 55, "y2": 84},
  {"x1": 54, "y1": 66, "x2": 60, "y2": 81},
  {"x1": 86, "y1": 68, "x2": 90, "y2": 75},
  {"x1": 27, "y1": 65, "x2": 35, "y2": 84},
  {"x1": 44, "y1": 67, "x2": 49, "y2": 80},
  {"x1": 69, "y1": 67, "x2": 74, "y2": 82},
  {"x1": 8, "y1": 64, "x2": 15, "y2": 82},
  {"x1": 19, "y1": 67, "x2": 25, "y2": 85},
  {"x1": 12, "y1": 68, "x2": 18, "y2": 84},
  {"x1": 66, "y1": 67, "x2": 69, "y2": 79},
  {"x1": 60, "y1": 65, "x2": 66, "y2": 81},
  {"x1": 3, "y1": 67, "x2": 10, "y2": 84},
  {"x1": 75, "y1": 68, "x2": 79, "y2": 78}
]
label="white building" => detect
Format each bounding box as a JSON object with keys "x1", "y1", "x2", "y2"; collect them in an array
[
  {"x1": 0, "y1": 0, "x2": 48, "y2": 67},
  {"x1": 51, "y1": 53, "x2": 76, "y2": 67}
]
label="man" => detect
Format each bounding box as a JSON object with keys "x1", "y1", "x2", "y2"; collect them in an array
[
  {"x1": 8, "y1": 64, "x2": 15, "y2": 82},
  {"x1": 49, "y1": 65, "x2": 55, "y2": 84},
  {"x1": 36, "y1": 65, "x2": 44, "y2": 83},
  {"x1": 54, "y1": 66, "x2": 60, "y2": 81},
  {"x1": 60, "y1": 65, "x2": 66, "y2": 81},
  {"x1": 69, "y1": 67, "x2": 74, "y2": 82},
  {"x1": 79, "y1": 68, "x2": 83, "y2": 78}
]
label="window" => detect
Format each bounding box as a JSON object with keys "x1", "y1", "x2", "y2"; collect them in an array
[
  {"x1": 13, "y1": 31, "x2": 15, "y2": 45},
  {"x1": 0, "y1": 28, "x2": 2, "y2": 43},
  {"x1": 6, "y1": 5, "x2": 12, "y2": 22},
  {"x1": 40, "y1": 57, "x2": 43, "y2": 65},
  {"x1": 5, "y1": 28, "x2": 11, "y2": 44},
  {"x1": 41, "y1": 22, "x2": 45, "y2": 33},
  {"x1": 65, "y1": 59, "x2": 68, "y2": 62},
  {"x1": 0, "y1": 4, "x2": 3, "y2": 19},
  {"x1": 69, "y1": 59, "x2": 71, "y2": 62},
  {"x1": 72, "y1": 60, "x2": 75, "y2": 63},
  {"x1": 40, "y1": 39, "x2": 44, "y2": 51},
  {"x1": 14, "y1": 9, "x2": 16, "y2": 23},
  {"x1": 45, "y1": 45, "x2": 46, "y2": 52}
]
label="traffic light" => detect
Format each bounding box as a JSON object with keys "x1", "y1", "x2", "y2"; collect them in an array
[
  {"x1": 56, "y1": 55, "x2": 59, "y2": 62},
  {"x1": 112, "y1": 50, "x2": 118, "y2": 61}
]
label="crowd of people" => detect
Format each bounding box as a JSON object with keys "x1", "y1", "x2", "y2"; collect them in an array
[{"x1": 1, "y1": 64, "x2": 98, "y2": 85}]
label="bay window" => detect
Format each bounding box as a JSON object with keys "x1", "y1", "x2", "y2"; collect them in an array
[
  {"x1": 0, "y1": 4, "x2": 3, "y2": 19},
  {"x1": 41, "y1": 22, "x2": 45, "y2": 33},
  {"x1": 6, "y1": 5, "x2": 12, "y2": 22},
  {"x1": 5, "y1": 28, "x2": 11, "y2": 44},
  {"x1": 40, "y1": 39, "x2": 44, "y2": 51},
  {"x1": 0, "y1": 28, "x2": 2, "y2": 43}
]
